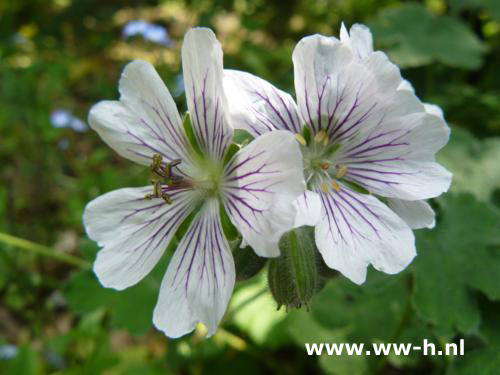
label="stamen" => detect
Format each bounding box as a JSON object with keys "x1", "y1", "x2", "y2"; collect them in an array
[
  {"x1": 321, "y1": 182, "x2": 329, "y2": 193},
  {"x1": 335, "y1": 164, "x2": 348, "y2": 179},
  {"x1": 144, "y1": 153, "x2": 186, "y2": 204},
  {"x1": 295, "y1": 133, "x2": 306, "y2": 146},
  {"x1": 161, "y1": 193, "x2": 172, "y2": 204},
  {"x1": 314, "y1": 130, "x2": 328, "y2": 144},
  {"x1": 332, "y1": 180, "x2": 340, "y2": 192},
  {"x1": 319, "y1": 161, "x2": 330, "y2": 170}
]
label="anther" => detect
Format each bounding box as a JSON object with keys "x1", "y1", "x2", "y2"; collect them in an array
[
  {"x1": 161, "y1": 193, "x2": 172, "y2": 204},
  {"x1": 332, "y1": 180, "x2": 340, "y2": 192},
  {"x1": 314, "y1": 130, "x2": 328, "y2": 144},
  {"x1": 335, "y1": 164, "x2": 348, "y2": 179},
  {"x1": 295, "y1": 133, "x2": 306, "y2": 146},
  {"x1": 321, "y1": 182, "x2": 329, "y2": 193},
  {"x1": 319, "y1": 161, "x2": 330, "y2": 170}
]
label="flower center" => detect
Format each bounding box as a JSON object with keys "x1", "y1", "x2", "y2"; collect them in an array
[
  {"x1": 191, "y1": 157, "x2": 224, "y2": 197},
  {"x1": 298, "y1": 130, "x2": 348, "y2": 193}
]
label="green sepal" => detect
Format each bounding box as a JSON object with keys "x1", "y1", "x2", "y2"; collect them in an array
[
  {"x1": 223, "y1": 143, "x2": 240, "y2": 166},
  {"x1": 219, "y1": 201, "x2": 238, "y2": 241},
  {"x1": 182, "y1": 112, "x2": 203, "y2": 157},
  {"x1": 233, "y1": 129, "x2": 254, "y2": 145},
  {"x1": 342, "y1": 179, "x2": 370, "y2": 195},
  {"x1": 302, "y1": 125, "x2": 312, "y2": 144}
]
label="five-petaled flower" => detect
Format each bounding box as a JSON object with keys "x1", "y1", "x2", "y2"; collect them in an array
[
  {"x1": 223, "y1": 23, "x2": 452, "y2": 284},
  {"x1": 83, "y1": 28, "x2": 304, "y2": 337}
]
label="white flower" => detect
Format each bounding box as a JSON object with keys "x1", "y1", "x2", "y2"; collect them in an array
[
  {"x1": 223, "y1": 24, "x2": 452, "y2": 285},
  {"x1": 83, "y1": 28, "x2": 304, "y2": 338}
]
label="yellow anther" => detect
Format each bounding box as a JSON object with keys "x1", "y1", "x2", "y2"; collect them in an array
[
  {"x1": 314, "y1": 130, "x2": 328, "y2": 144},
  {"x1": 161, "y1": 193, "x2": 172, "y2": 204},
  {"x1": 319, "y1": 161, "x2": 330, "y2": 170},
  {"x1": 332, "y1": 180, "x2": 340, "y2": 192},
  {"x1": 336, "y1": 164, "x2": 348, "y2": 179},
  {"x1": 322, "y1": 137, "x2": 329, "y2": 147},
  {"x1": 295, "y1": 133, "x2": 306, "y2": 146},
  {"x1": 321, "y1": 182, "x2": 329, "y2": 193}
]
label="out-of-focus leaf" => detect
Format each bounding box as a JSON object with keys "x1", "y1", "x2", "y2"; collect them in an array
[
  {"x1": 64, "y1": 267, "x2": 162, "y2": 336},
  {"x1": 370, "y1": 4, "x2": 487, "y2": 69},
  {"x1": 287, "y1": 309, "x2": 367, "y2": 375},
  {"x1": 64, "y1": 237, "x2": 176, "y2": 336},
  {"x1": 449, "y1": 0, "x2": 500, "y2": 20},
  {"x1": 438, "y1": 128, "x2": 500, "y2": 202},
  {"x1": 413, "y1": 194, "x2": 500, "y2": 336},
  {"x1": 4, "y1": 346, "x2": 39, "y2": 375},
  {"x1": 446, "y1": 347, "x2": 500, "y2": 375},
  {"x1": 293, "y1": 273, "x2": 434, "y2": 373}
]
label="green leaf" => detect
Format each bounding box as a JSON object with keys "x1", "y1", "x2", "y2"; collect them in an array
[
  {"x1": 64, "y1": 270, "x2": 159, "y2": 335},
  {"x1": 64, "y1": 250, "x2": 172, "y2": 336},
  {"x1": 413, "y1": 194, "x2": 500, "y2": 336},
  {"x1": 3, "y1": 346, "x2": 39, "y2": 375},
  {"x1": 370, "y1": 4, "x2": 487, "y2": 69},
  {"x1": 306, "y1": 273, "x2": 434, "y2": 373},
  {"x1": 437, "y1": 128, "x2": 500, "y2": 202}
]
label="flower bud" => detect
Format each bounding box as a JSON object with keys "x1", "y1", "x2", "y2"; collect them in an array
[{"x1": 267, "y1": 227, "x2": 321, "y2": 310}]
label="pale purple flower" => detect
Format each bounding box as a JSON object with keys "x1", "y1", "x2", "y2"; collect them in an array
[
  {"x1": 50, "y1": 109, "x2": 73, "y2": 128},
  {"x1": 122, "y1": 20, "x2": 172, "y2": 46},
  {"x1": 84, "y1": 28, "x2": 304, "y2": 337},
  {"x1": 143, "y1": 24, "x2": 171, "y2": 45},
  {"x1": 223, "y1": 23, "x2": 452, "y2": 284},
  {"x1": 50, "y1": 109, "x2": 88, "y2": 132},
  {"x1": 122, "y1": 20, "x2": 148, "y2": 38},
  {"x1": 0, "y1": 345, "x2": 18, "y2": 360}
]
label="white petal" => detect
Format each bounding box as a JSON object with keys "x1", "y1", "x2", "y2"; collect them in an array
[
  {"x1": 182, "y1": 28, "x2": 232, "y2": 160},
  {"x1": 423, "y1": 103, "x2": 444, "y2": 119},
  {"x1": 293, "y1": 191, "x2": 322, "y2": 227},
  {"x1": 398, "y1": 79, "x2": 445, "y2": 119},
  {"x1": 340, "y1": 23, "x2": 374, "y2": 59},
  {"x1": 315, "y1": 187, "x2": 416, "y2": 284},
  {"x1": 386, "y1": 199, "x2": 435, "y2": 229},
  {"x1": 223, "y1": 69, "x2": 303, "y2": 137},
  {"x1": 88, "y1": 60, "x2": 193, "y2": 173},
  {"x1": 83, "y1": 187, "x2": 197, "y2": 290},
  {"x1": 335, "y1": 111, "x2": 452, "y2": 200},
  {"x1": 153, "y1": 199, "x2": 234, "y2": 338},
  {"x1": 223, "y1": 130, "x2": 305, "y2": 257},
  {"x1": 398, "y1": 79, "x2": 415, "y2": 93},
  {"x1": 293, "y1": 35, "x2": 407, "y2": 139}
]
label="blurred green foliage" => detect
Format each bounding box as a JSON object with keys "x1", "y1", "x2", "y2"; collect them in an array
[{"x1": 0, "y1": 0, "x2": 499, "y2": 374}]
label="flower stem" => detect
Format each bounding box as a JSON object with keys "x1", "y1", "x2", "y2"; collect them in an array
[{"x1": 0, "y1": 232, "x2": 91, "y2": 269}]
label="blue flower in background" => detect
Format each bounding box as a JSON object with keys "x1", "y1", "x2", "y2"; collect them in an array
[
  {"x1": 50, "y1": 109, "x2": 88, "y2": 132},
  {"x1": 0, "y1": 345, "x2": 18, "y2": 360},
  {"x1": 122, "y1": 20, "x2": 172, "y2": 46},
  {"x1": 50, "y1": 109, "x2": 73, "y2": 128}
]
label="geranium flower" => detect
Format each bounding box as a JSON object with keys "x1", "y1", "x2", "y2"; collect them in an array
[
  {"x1": 83, "y1": 28, "x2": 304, "y2": 337},
  {"x1": 223, "y1": 24, "x2": 452, "y2": 284}
]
